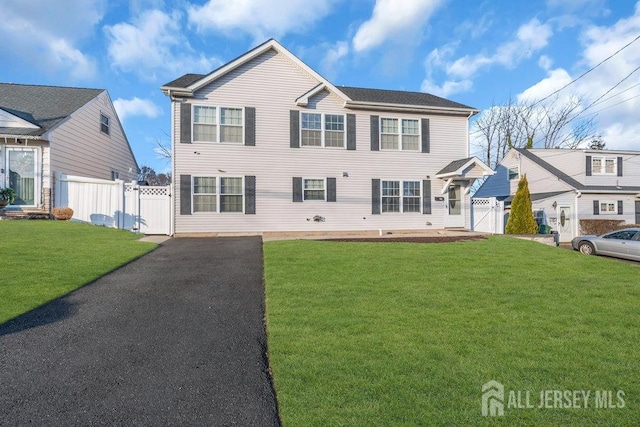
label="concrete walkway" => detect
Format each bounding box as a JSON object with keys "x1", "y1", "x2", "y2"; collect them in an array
[{"x1": 0, "y1": 237, "x2": 279, "y2": 426}]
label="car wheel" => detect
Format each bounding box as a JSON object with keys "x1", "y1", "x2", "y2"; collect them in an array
[{"x1": 578, "y1": 241, "x2": 595, "y2": 255}]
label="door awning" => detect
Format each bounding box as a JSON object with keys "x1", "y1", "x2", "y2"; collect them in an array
[{"x1": 435, "y1": 157, "x2": 494, "y2": 180}]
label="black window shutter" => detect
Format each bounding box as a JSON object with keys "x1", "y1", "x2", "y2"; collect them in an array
[
  {"x1": 593, "y1": 200, "x2": 599, "y2": 215},
  {"x1": 617, "y1": 157, "x2": 623, "y2": 176},
  {"x1": 245, "y1": 107, "x2": 256, "y2": 146},
  {"x1": 618, "y1": 200, "x2": 623, "y2": 215},
  {"x1": 346, "y1": 114, "x2": 356, "y2": 150},
  {"x1": 370, "y1": 115, "x2": 379, "y2": 151},
  {"x1": 180, "y1": 103, "x2": 191, "y2": 144},
  {"x1": 245, "y1": 176, "x2": 256, "y2": 214},
  {"x1": 372, "y1": 179, "x2": 381, "y2": 214},
  {"x1": 292, "y1": 177, "x2": 303, "y2": 202},
  {"x1": 180, "y1": 175, "x2": 192, "y2": 215},
  {"x1": 327, "y1": 178, "x2": 337, "y2": 202},
  {"x1": 422, "y1": 180, "x2": 432, "y2": 214},
  {"x1": 421, "y1": 118, "x2": 430, "y2": 153},
  {"x1": 290, "y1": 110, "x2": 300, "y2": 148},
  {"x1": 586, "y1": 155, "x2": 592, "y2": 176},
  {"x1": 635, "y1": 201, "x2": 640, "y2": 224}
]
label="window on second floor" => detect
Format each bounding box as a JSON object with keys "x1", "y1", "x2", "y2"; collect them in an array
[
  {"x1": 380, "y1": 118, "x2": 420, "y2": 151},
  {"x1": 508, "y1": 166, "x2": 519, "y2": 180},
  {"x1": 100, "y1": 113, "x2": 110, "y2": 135},
  {"x1": 592, "y1": 156, "x2": 617, "y2": 175},
  {"x1": 193, "y1": 105, "x2": 243, "y2": 143},
  {"x1": 300, "y1": 113, "x2": 345, "y2": 148}
]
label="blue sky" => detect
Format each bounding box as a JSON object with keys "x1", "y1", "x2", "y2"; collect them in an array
[{"x1": 1, "y1": 0, "x2": 639, "y2": 173}]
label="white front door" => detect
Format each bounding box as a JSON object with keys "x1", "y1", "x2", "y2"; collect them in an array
[
  {"x1": 558, "y1": 206, "x2": 573, "y2": 242},
  {"x1": 446, "y1": 183, "x2": 465, "y2": 228},
  {"x1": 6, "y1": 148, "x2": 39, "y2": 207}
]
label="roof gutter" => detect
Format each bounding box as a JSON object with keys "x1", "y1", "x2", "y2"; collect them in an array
[
  {"x1": 161, "y1": 87, "x2": 194, "y2": 98},
  {"x1": 0, "y1": 134, "x2": 43, "y2": 141},
  {"x1": 343, "y1": 100, "x2": 478, "y2": 115}
]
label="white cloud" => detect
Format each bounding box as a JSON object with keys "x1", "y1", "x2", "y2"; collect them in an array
[
  {"x1": 113, "y1": 97, "x2": 161, "y2": 122},
  {"x1": 187, "y1": 0, "x2": 336, "y2": 42},
  {"x1": 420, "y1": 79, "x2": 473, "y2": 98},
  {"x1": 352, "y1": 0, "x2": 445, "y2": 52},
  {"x1": 105, "y1": 9, "x2": 221, "y2": 81},
  {"x1": 447, "y1": 18, "x2": 553, "y2": 79},
  {"x1": 0, "y1": 0, "x2": 104, "y2": 79},
  {"x1": 538, "y1": 55, "x2": 554, "y2": 71},
  {"x1": 320, "y1": 41, "x2": 349, "y2": 78},
  {"x1": 517, "y1": 3, "x2": 640, "y2": 150}
]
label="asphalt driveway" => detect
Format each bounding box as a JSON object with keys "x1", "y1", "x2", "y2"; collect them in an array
[{"x1": 0, "y1": 237, "x2": 279, "y2": 426}]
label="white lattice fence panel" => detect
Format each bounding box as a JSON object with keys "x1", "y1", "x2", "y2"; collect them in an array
[{"x1": 471, "y1": 197, "x2": 504, "y2": 233}]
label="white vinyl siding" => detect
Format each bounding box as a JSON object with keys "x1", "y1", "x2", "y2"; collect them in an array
[
  {"x1": 300, "y1": 112, "x2": 345, "y2": 148},
  {"x1": 47, "y1": 91, "x2": 138, "y2": 182},
  {"x1": 173, "y1": 49, "x2": 471, "y2": 233},
  {"x1": 193, "y1": 105, "x2": 243, "y2": 143}
]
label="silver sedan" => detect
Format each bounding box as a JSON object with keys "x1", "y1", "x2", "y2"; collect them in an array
[{"x1": 571, "y1": 228, "x2": 640, "y2": 262}]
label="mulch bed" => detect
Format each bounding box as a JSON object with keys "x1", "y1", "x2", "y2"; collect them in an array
[{"x1": 321, "y1": 235, "x2": 487, "y2": 243}]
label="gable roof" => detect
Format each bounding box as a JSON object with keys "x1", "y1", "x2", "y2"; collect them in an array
[
  {"x1": 515, "y1": 148, "x2": 640, "y2": 193},
  {"x1": 0, "y1": 83, "x2": 103, "y2": 137},
  {"x1": 161, "y1": 39, "x2": 477, "y2": 114},
  {"x1": 436, "y1": 157, "x2": 495, "y2": 178}
]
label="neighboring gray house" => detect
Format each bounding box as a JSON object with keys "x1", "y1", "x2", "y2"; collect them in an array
[
  {"x1": 474, "y1": 147, "x2": 640, "y2": 242},
  {"x1": 0, "y1": 83, "x2": 139, "y2": 215},
  {"x1": 161, "y1": 39, "x2": 493, "y2": 235}
]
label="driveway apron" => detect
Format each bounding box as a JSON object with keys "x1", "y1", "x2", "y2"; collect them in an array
[{"x1": 0, "y1": 237, "x2": 279, "y2": 426}]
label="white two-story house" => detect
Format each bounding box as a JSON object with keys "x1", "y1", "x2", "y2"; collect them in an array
[
  {"x1": 474, "y1": 147, "x2": 640, "y2": 241},
  {"x1": 161, "y1": 39, "x2": 493, "y2": 235}
]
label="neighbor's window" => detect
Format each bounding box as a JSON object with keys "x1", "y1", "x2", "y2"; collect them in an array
[
  {"x1": 303, "y1": 178, "x2": 326, "y2": 200},
  {"x1": 301, "y1": 113, "x2": 345, "y2": 148},
  {"x1": 380, "y1": 118, "x2": 420, "y2": 151},
  {"x1": 599, "y1": 201, "x2": 617, "y2": 215},
  {"x1": 100, "y1": 113, "x2": 110, "y2": 135},
  {"x1": 193, "y1": 105, "x2": 243, "y2": 143},
  {"x1": 592, "y1": 157, "x2": 616, "y2": 175},
  {"x1": 382, "y1": 180, "x2": 421, "y2": 213},
  {"x1": 508, "y1": 166, "x2": 519, "y2": 180}
]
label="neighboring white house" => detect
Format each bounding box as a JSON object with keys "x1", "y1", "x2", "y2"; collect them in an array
[
  {"x1": 0, "y1": 83, "x2": 139, "y2": 215},
  {"x1": 161, "y1": 39, "x2": 493, "y2": 235},
  {"x1": 473, "y1": 147, "x2": 640, "y2": 242}
]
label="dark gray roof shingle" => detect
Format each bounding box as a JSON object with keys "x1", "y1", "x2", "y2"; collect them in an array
[
  {"x1": 163, "y1": 73, "x2": 205, "y2": 89},
  {"x1": 0, "y1": 83, "x2": 103, "y2": 136},
  {"x1": 437, "y1": 157, "x2": 475, "y2": 175},
  {"x1": 339, "y1": 86, "x2": 475, "y2": 110}
]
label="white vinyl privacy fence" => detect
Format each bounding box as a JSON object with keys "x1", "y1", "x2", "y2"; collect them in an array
[
  {"x1": 471, "y1": 197, "x2": 505, "y2": 234},
  {"x1": 54, "y1": 173, "x2": 171, "y2": 235}
]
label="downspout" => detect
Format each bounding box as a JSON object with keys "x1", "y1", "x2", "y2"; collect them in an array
[{"x1": 574, "y1": 190, "x2": 582, "y2": 238}]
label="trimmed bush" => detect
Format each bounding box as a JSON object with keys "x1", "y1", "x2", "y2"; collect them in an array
[
  {"x1": 580, "y1": 219, "x2": 638, "y2": 235},
  {"x1": 505, "y1": 175, "x2": 538, "y2": 234}
]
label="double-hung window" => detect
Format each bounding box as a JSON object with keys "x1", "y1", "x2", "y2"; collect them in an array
[
  {"x1": 592, "y1": 157, "x2": 616, "y2": 175},
  {"x1": 382, "y1": 180, "x2": 421, "y2": 213},
  {"x1": 301, "y1": 113, "x2": 345, "y2": 148},
  {"x1": 508, "y1": 166, "x2": 519, "y2": 180},
  {"x1": 303, "y1": 178, "x2": 326, "y2": 201},
  {"x1": 100, "y1": 113, "x2": 110, "y2": 135},
  {"x1": 193, "y1": 106, "x2": 243, "y2": 143},
  {"x1": 192, "y1": 176, "x2": 244, "y2": 213},
  {"x1": 599, "y1": 201, "x2": 617, "y2": 215},
  {"x1": 380, "y1": 118, "x2": 420, "y2": 151}
]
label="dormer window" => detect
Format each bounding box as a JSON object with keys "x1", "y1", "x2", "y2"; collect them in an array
[
  {"x1": 592, "y1": 157, "x2": 616, "y2": 175},
  {"x1": 100, "y1": 113, "x2": 110, "y2": 135},
  {"x1": 508, "y1": 166, "x2": 519, "y2": 180}
]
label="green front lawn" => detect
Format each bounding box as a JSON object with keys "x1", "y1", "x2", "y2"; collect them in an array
[
  {"x1": 0, "y1": 221, "x2": 156, "y2": 325},
  {"x1": 264, "y1": 237, "x2": 640, "y2": 426}
]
